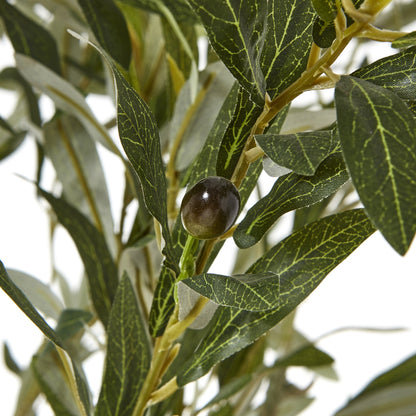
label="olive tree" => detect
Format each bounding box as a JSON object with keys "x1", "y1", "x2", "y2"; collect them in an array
[{"x1": 1, "y1": 0, "x2": 416, "y2": 415}]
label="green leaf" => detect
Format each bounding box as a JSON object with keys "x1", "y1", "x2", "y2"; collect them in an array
[
  {"x1": 44, "y1": 114, "x2": 116, "y2": 256},
  {"x1": 216, "y1": 86, "x2": 263, "y2": 178},
  {"x1": 175, "y1": 64, "x2": 235, "y2": 172},
  {"x1": 312, "y1": 0, "x2": 338, "y2": 22},
  {"x1": 208, "y1": 403, "x2": 234, "y2": 416},
  {"x1": 256, "y1": 129, "x2": 338, "y2": 176},
  {"x1": 32, "y1": 353, "x2": 80, "y2": 416},
  {"x1": 39, "y1": 189, "x2": 119, "y2": 327},
  {"x1": 312, "y1": 0, "x2": 364, "y2": 49},
  {"x1": 391, "y1": 31, "x2": 416, "y2": 49},
  {"x1": 109, "y1": 54, "x2": 177, "y2": 269},
  {"x1": 3, "y1": 343, "x2": 22, "y2": 376},
  {"x1": 188, "y1": 0, "x2": 267, "y2": 105},
  {"x1": 352, "y1": 46, "x2": 416, "y2": 101},
  {"x1": 55, "y1": 309, "x2": 94, "y2": 340},
  {"x1": 0, "y1": 67, "x2": 41, "y2": 126},
  {"x1": 234, "y1": 152, "x2": 349, "y2": 248},
  {"x1": 0, "y1": 0, "x2": 61, "y2": 74},
  {"x1": 149, "y1": 265, "x2": 176, "y2": 337},
  {"x1": 312, "y1": 16, "x2": 336, "y2": 48},
  {"x1": 78, "y1": 0, "x2": 132, "y2": 69},
  {"x1": 162, "y1": 18, "x2": 198, "y2": 80},
  {"x1": 32, "y1": 309, "x2": 93, "y2": 416},
  {"x1": 238, "y1": 158, "x2": 263, "y2": 208},
  {"x1": 349, "y1": 353, "x2": 416, "y2": 402},
  {"x1": 187, "y1": 82, "x2": 240, "y2": 186},
  {"x1": 116, "y1": 0, "x2": 198, "y2": 24},
  {"x1": 177, "y1": 280, "x2": 219, "y2": 330},
  {"x1": 0, "y1": 116, "x2": 15, "y2": 135},
  {"x1": 7, "y1": 269, "x2": 64, "y2": 320},
  {"x1": 275, "y1": 344, "x2": 334, "y2": 368},
  {"x1": 282, "y1": 107, "x2": 336, "y2": 135},
  {"x1": 15, "y1": 54, "x2": 116, "y2": 153},
  {"x1": 54, "y1": 310, "x2": 94, "y2": 414},
  {"x1": 202, "y1": 375, "x2": 252, "y2": 411},
  {"x1": 177, "y1": 209, "x2": 375, "y2": 385},
  {"x1": 0, "y1": 261, "x2": 64, "y2": 348},
  {"x1": 335, "y1": 382, "x2": 416, "y2": 416},
  {"x1": 335, "y1": 75, "x2": 416, "y2": 255},
  {"x1": 0, "y1": 123, "x2": 26, "y2": 161},
  {"x1": 261, "y1": 0, "x2": 314, "y2": 99},
  {"x1": 182, "y1": 272, "x2": 279, "y2": 311},
  {"x1": 95, "y1": 274, "x2": 151, "y2": 416}
]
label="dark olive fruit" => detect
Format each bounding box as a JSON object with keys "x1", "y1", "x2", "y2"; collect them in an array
[{"x1": 180, "y1": 176, "x2": 241, "y2": 240}]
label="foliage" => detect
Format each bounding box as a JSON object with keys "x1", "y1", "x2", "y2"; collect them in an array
[{"x1": 0, "y1": 0, "x2": 416, "y2": 415}]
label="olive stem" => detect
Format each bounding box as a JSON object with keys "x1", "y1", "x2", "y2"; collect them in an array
[
  {"x1": 132, "y1": 307, "x2": 179, "y2": 416},
  {"x1": 177, "y1": 234, "x2": 199, "y2": 282}
]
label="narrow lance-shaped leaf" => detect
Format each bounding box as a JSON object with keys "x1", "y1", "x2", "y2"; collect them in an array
[
  {"x1": 0, "y1": 124, "x2": 26, "y2": 163},
  {"x1": 95, "y1": 274, "x2": 151, "y2": 416},
  {"x1": 117, "y1": 0, "x2": 198, "y2": 24},
  {"x1": 44, "y1": 115, "x2": 116, "y2": 256},
  {"x1": 182, "y1": 272, "x2": 279, "y2": 311},
  {"x1": 162, "y1": 18, "x2": 198, "y2": 85},
  {"x1": 353, "y1": 353, "x2": 416, "y2": 401},
  {"x1": 108, "y1": 53, "x2": 178, "y2": 270},
  {"x1": 175, "y1": 64, "x2": 235, "y2": 171},
  {"x1": 3, "y1": 343, "x2": 22, "y2": 376},
  {"x1": 336, "y1": 382, "x2": 416, "y2": 416},
  {"x1": 216, "y1": 86, "x2": 263, "y2": 179},
  {"x1": 39, "y1": 188, "x2": 118, "y2": 327},
  {"x1": 234, "y1": 152, "x2": 349, "y2": 248},
  {"x1": 0, "y1": 263, "x2": 92, "y2": 413},
  {"x1": 335, "y1": 76, "x2": 416, "y2": 255},
  {"x1": 78, "y1": 0, "x2": 132, "y2": 69},
  {"x1": 32, "y1": 353, "x2": 85, "y2": 416},
  {"x1": 149, "y1": 266, "x2": 177, "y2": 337},
  {"x1": 177, "y1": 209, "x2": 375, "y2": 385},
  {"x1": 0, "y1": 261, "x2": 64, "y2": 348},
  {"x1": 0, "y1": 67, "x2": 41, "y2": 126},
  {"x1": 274, "y1": 344, "x2": 334, "y2": 368},
  {"x1": 32, "y1": 309, "x2": 93, "y2": 416},
  {"x1": 7, "y1": 269, "x2": 64, "y2": 320},
  {"x1": 0, "y1": 0, "x2": 61, "y2": 74},
  {"x1": 55, "y1": 309, "x2": 94, "y2": 340},
  {"x1": 70, "y1": 29, "x2": 179, "y2": 270},
  {"x1": 188, "y1": 0, "x2": 267, "y2": 105},
  {"x1": 188, "y1": 82, "x2": 239, "y2": 186},
  {"x1": 201, "y1": 375, "x2": 252, "y2": 412},
  {"x1": 261, "y1": 0, "x2": 314, "y2": 99},
  {"x1": 15, "y1": 54, "x2": 115, "y2": 153},
  {"x1": 335, "y1": 353, "x2": 416, "y2": 416},
  {"x1": 256, "y1": 129, "x2": 339, "y2": 176}
]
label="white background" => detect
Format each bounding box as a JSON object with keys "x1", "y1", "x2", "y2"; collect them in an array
[{"x1": 1, "y1": 20, "x2": 416, "y2": 416}]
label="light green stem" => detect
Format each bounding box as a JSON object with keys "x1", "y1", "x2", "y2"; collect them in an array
[{"x1": 177, "y1": 234, "x2": 199, "y2": 282}]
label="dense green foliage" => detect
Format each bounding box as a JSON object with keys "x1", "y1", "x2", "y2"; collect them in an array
[{"x1": 1, "y1": 0, "x2": 416, "y2": 415}]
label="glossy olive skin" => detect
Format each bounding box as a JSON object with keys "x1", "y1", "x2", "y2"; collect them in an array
[{"x1": 180, "y1": 176, "x2": 241, "y2": 239}]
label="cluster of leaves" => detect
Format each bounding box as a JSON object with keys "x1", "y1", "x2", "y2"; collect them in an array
[{"x1": 1, "y1": 0, "x2": 416, "y2": 415}]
